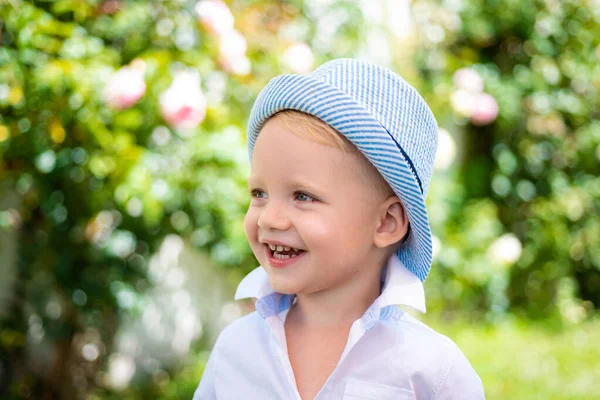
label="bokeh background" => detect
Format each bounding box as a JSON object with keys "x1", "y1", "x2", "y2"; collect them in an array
[{"x1": 1, "y1": 0, "x2": 599, "y2": 398}]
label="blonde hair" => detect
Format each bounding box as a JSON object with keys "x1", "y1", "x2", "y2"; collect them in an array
[{"x1": 266, "y1": 110, "x2": 394, "y2": 198}]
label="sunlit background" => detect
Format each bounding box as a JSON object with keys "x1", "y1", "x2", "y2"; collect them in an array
[{"x1": 0, "y1": 0, "x2": 599, "y2": 398}]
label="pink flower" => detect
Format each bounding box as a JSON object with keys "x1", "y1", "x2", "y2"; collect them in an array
[
  {"x1": 104, "y1": 59, "x2": 146, "y2": 110},
  {"x1": 470, "y1": 93, "x2": 499, "y2": 126},
  {"x1": 160, "y1": 70, "x2": 207, "y2": 130},
  {"x1": 195, "y1": 0, "x2": 234, "y2": 36},
  {"x1": 453, "y1": 68, "x2": 484, "y2": 93},
  {"x1": 281, "y1": 43, "x2": 314, "y2": 74}
]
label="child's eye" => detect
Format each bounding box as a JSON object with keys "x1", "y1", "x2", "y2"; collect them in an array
[
  {"x1": 295, "y1": 191, "x2": 316, "y2": 202},
  {"x1": 250, "y1": 189, "x2": 267, "y2": 199}
]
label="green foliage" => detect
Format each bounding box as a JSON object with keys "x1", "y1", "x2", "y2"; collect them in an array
[
  {"x1": 0, "y1": 0, "x2": 369, "y2": 397},
  {"x1": 1, "y1": 0, "x2": 598, "y2": 397},
  {"x1": 410, "y1": 0, "x2": 600, "y2": 320}
]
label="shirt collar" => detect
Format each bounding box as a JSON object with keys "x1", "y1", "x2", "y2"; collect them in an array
[{"x1": 234, "y1": 254, "x2": 426, "y2": 315}]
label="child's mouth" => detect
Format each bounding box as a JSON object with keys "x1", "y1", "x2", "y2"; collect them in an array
[{"x1": 266, "y1": 244, "x2": 306, "y2": 260}]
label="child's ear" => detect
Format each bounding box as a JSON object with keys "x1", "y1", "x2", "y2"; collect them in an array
[{"x1": 373, "y1": 196, "x2": 409, "y2": 249}]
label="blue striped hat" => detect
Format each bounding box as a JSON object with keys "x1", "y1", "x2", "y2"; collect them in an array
[{"x1": 247, "y1": 59, "x2": 438, "y2": 282}]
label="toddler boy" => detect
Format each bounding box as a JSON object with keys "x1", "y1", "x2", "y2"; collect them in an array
[{"x1": 194, "y1": 59, "x2": 485, "y2": 399}]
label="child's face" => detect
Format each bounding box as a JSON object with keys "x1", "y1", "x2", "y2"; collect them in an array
[{"x1": 244, "y1": 118, "x2": 388, "y2": 296}]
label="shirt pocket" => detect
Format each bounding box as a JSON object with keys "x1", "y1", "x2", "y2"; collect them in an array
[{"x1": 343, "y1": 379, "x2": 416, "y2": 400}]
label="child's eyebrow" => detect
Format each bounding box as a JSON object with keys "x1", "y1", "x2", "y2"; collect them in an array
[
  {"x1": 247, "y1": 176, "x2": 325, "y2": 195},
  {"x1": 286, "y1": 179, "x2": 325, "y2": 196},
  {"x1": 247, "y1": 174, "x2": 265, "y2": 187}
]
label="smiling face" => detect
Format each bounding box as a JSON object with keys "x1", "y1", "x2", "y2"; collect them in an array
[{"x1": 244, "y1": 115, "x2": 394, "y2": 296}]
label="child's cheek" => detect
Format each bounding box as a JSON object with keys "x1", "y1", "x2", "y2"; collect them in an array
[
  {"x1": 299, "y1": 217, "x2": 330, "y2": 245},
  {"x1": 243, "y1": 209, "x2": 258, "y2": 242}
]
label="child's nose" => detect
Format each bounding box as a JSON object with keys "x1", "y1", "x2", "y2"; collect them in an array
[{"x1": 257, "y1": 201, "x2": 291, "y2": 231}]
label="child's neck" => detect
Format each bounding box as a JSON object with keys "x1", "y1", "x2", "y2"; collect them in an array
[{"x1": 287, "y1": 262, "x2": 384, "y2": 329}]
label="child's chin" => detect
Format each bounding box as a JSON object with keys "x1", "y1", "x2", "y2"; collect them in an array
[{"x1": 267, "y1": 277, "x2": 300, "y2": 295}]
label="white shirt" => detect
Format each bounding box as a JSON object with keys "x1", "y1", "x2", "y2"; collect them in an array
[{"x1": 193, "y1": 255, "x2": 485, "y2": 399}]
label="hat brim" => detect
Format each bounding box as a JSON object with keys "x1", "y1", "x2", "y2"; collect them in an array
[{"x1": 247, "y1": 74, "x2": 433, "y2": 282}]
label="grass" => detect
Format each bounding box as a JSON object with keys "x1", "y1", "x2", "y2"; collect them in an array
[{"x1": 424, "y1": 316, "x2": 600, "y2": 400}]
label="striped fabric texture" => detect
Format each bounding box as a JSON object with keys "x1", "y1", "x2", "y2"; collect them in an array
[{"x1": 247, "y1": 59, "x2": 439, "y2": 282}]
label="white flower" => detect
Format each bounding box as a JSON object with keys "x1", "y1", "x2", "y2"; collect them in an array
[
  {"x1": 453, "y1": 68, "x2": 484, "y2": 93},
  {"x1": 219, "y1": 54, "x2": 252, "y2": 76},
  {"x1": 107, "y1": 353, "x2": 136, "y2": 390},
  {"x1": 103, "y1": 59, "x2": 146, "y2": 110},
  {"x1": 218, "y1": 30, "x2": 251, "y2": 76},
  {"x1": 281, "y1": 43, "x2": 314, "y2": 74},
  {"x1": 489, "y1": 234, "x2": 522, "y2": 265},
  {"x1": 450, "y1": 89, "x2": 476, "y2": 117},
  {"x1": 431, "y1": 235, "x2": 441, "y2": 260},
  {"x1": 434, "y1": 128, "x2": 457, "y2": 170},
  {"x1": 195, "y1": 0, "x2": 235, "y2": 36},
  {"x1": 160, "y1": 70, "x2": 207, "y2": 130},
  {"x1": 219, "y1": 29, "x2": 247, "y2": 59}
]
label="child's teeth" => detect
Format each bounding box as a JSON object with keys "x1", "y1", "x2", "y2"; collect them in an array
[{"x1": 267, "y1": 243, "x2": 305, "y2": 255}]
